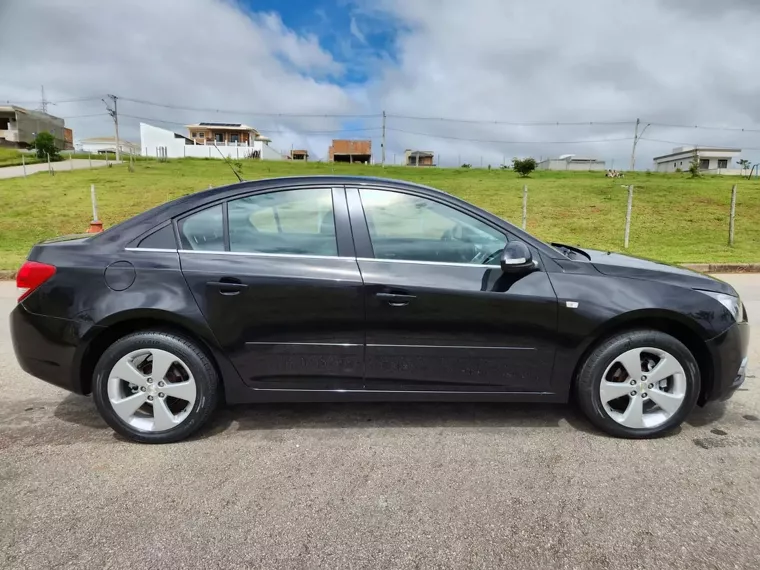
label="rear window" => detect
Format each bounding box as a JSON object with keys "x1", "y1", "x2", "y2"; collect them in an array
[{"x1": 178, "y1": 205, "x2": 224, "y2": 251}]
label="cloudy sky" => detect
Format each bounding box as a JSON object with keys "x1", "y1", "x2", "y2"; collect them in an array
[{"x1": 2, "y1": 0, "x2": 760, "y2": 168}]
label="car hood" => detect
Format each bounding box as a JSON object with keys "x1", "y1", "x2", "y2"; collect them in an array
[{"x1": 580, "y1": 248, "x2": 737, "y2": 296}]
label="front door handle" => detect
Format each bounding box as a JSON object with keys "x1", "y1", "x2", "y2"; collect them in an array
[
  {"x1": 207, "y1": 278, "x2": 248, "y2": 296},
  {"x1": 376, "y1": 292, "x2": 416, "y2": 307}
]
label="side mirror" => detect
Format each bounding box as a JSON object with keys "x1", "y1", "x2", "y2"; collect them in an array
[{"x1": 500, "y1": 242, "x2": 535, "y2": 273}]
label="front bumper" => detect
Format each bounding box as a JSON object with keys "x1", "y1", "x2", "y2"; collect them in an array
[
  {"x1": 703, "y1": 321, "x2": 750, "y2": 403},
  {"x1": 10, "y1": 303, "x2": 99, "y2": 394}
]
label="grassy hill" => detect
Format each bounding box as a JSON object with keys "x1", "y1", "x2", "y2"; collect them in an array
[{"x1": 1, "y1": 158, "x2": 758, "y2": 271}]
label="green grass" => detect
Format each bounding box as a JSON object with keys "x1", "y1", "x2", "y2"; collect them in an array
[
  {"x1": 0, "y1": 148, "x2": 105, "y2": 168},
  {"x1": 0, "y1": 158, "x2": 759, "y2": 271}
]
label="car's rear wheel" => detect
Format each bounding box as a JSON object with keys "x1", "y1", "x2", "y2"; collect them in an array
[
  {"x1": 575, "y1": 330, "x2": 700, "y2": 438},
  {"x1": 92, "y1": 331, "x2": 219, "y2": 443}
]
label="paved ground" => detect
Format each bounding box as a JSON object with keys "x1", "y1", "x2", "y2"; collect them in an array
[
  {"x1": 0, "y1": 159, "x2": 118, "y2": 179},
  {"x1": 1, "y1": 276, "x2": 758, "y2": 569}
]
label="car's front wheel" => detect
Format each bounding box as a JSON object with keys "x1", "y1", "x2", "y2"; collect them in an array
[
  {"x1": 576, "y1": 330, "x2": 700, "y2": 438},
  {"x1": 92, "y1": 331, "x2": 219, "y2": 443}
]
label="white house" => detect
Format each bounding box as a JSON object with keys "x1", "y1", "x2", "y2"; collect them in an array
[
  {"x1": 537, "y1": 155, "x2": 606, "y2": 171},
  {"x1": 76, "y1": 136, "x2": 139, "y2": 155},
  {"x1": 653, "y1": 146, "x2": 742, "y2": 175},
  {"x1": 139, "y1": 123, "x2": 285, "y2": 160}
]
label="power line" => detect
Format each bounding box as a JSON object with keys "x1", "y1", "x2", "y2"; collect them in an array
[
  {"x1": 386, "y1": 127, "x2": 633, "y2": 145},
  {"x1": 119, "y1": 113, "x2": 382, "y2": 135},
  {"x1": 387, "y1": 115, "x2": 634, "y2": 127},
  {"x1": 1, "y1": 95, "x2": 104, "y2": 105},
  {"x1": 118, "y1": 96, "x2": 380, "y2": 118},
  {"x1": 639, "y1": 137, "x2": 760, "y2": 152},
  {"x1": 643, "y1": 121, "x2": 760, "y2": 134},
  {"x1": 60, "y1": 113, "x2": 110, "y2": 119}
]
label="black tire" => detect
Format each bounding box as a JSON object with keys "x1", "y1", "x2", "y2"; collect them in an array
[
  {"x1": 575, "y1": 329, "x2": 700, "y2": 438},
  {"x1": 92, "y1": 331, "x2": 219, "y2": 444}
]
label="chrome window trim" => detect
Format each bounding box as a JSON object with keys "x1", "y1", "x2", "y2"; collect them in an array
[
  {"x1": 357, "y1": 257, "x2": 499, "y2": 269},
  {"x1": 178, "y1": 249, "x2": 348, "y2": 261},
  {"x1": 124, "y1": 247, "x2": 179, "y2": 253}
]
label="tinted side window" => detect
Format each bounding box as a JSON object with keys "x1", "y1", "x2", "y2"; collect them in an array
[
  {"x1": 178, "y1": 205, "x2": 224, "y2": 251},
  {"x1": 137, "y1": 224, "x2": 177, "y2": 249},
  {"x1": 360, "y1": 189, "x2": 507, "y2": 265},
  {"x1": 228, "y1": 189, "x2": 337, "y2": 256}
]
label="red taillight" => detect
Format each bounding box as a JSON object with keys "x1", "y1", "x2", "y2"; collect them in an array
[{"x1": 16, "y1": 261, "x2": 56, "y2": 302}]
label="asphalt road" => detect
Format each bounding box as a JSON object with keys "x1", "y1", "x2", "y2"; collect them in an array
[
  {"x1": 0, "y1": 159, "x2": 118, "y2": 179},
  {"x1": 1, "y1": 276, "x2": 759, "y2": 570}
]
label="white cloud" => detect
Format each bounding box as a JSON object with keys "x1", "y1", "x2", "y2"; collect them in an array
[
  {"x1": 349, "y1": 17, "x2": 367, "y2": 44},
  {"x1": 0, "y1": 0, "x2": 358, "y2": 158},
  {"x1": 2, "y1": 0, "x2": 760, "y2": 168},
  {"x1": 363, "y1": 0, "x2": 760, "y2": 166}
]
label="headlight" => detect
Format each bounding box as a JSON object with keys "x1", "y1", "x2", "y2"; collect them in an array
[{"x1": 698, "y1": 290, "x2": 745, "y2": 322}]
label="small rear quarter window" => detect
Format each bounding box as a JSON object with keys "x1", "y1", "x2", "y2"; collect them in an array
[{"x1": 138, "y1": 225, "x2": 177, "y2": 249}]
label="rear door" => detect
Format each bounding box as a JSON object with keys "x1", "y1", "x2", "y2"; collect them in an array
[
  {"x1": 346, "y1": 186, "x2": 558, "y2": 393},
  {"x1": 178, "y1": 186, "x2": 365, "y2": 391}
]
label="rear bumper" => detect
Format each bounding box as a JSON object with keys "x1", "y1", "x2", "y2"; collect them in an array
[
  {"x1": 704, "y1": 321, "x2": 750, "y2": 403},
  {"x1": 10, "y1": 304, "x2": 100, "y2": 394}
]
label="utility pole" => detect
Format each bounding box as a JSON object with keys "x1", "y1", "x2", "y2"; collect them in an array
[
  {"x1": 39, "y1": 85, "x2": 49, "y2": 114},
  {"x1": 629, "y1": 118, "x2": 650, "y2": 172},
  {"x1": 103, "y1": 94, "x2": 121, "y2": 162},
  {"x1": 381, "y1": 110, "x2": 386, "y2": 167}
]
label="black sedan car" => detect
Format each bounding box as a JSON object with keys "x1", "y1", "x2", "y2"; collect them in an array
[{"x1": 11, "y1": 176, "x2": 749, "y2": 443}]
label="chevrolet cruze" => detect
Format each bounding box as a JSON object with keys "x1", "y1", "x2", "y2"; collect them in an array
[{"x1": 11, "y1": 176, "x2": 749, "y2": 443}]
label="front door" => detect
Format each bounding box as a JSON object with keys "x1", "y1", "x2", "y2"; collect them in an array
[
  {"x1": 347, "y1": 187, "x2": 558, "y2": 393},
  {"x1": 178, "y1": 187, "x2": 365, "y2": 390}
]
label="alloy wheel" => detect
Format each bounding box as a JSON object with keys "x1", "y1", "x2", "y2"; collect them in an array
[
  {"x1": 599, "y1": 346, "x2": 687, "y2": 429},
  {"x1": 106, "y1": 348, "x2": 197, "y2": 432}
]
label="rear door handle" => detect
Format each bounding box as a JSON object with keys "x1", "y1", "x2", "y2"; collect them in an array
[
  {"x1": 207, "y1": 279, "x2": 248, "y2": 296},
  {"x1": 376, "y1": 292, "x2": 416, "y2": 307}
]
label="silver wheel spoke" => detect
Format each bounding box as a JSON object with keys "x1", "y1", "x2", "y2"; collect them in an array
[
  {"x1": 647, "y1": 356, "x2": 683, "y2": 384},
  {"x1": 110, "y1": 359, "x2": 148, "y2": 387},
  {"x1": 619, "y1": 393, "x2": 645, "y2": 428},
  {"x1": 152, "y1": 397, "x2": 179, "y2": 431},
  {"x1": 111, "y1": 392, "x2": 148, "y2": 419},
  {"x1": 150, "y1": 350, "x2": 177, "y2": 382},
  {"x1": 107, "y1": 348, "x2": 198, "y2": 433},
  {"x1": 600, "y1": 381, "x2": 633, "y2": 403},
  {"x1": 648, "y1": 387, "x2": 684, "y2": 415},
  {"x1": 600, "y1": 346, "x2": 688, "y2": 430},
  {"x1": 161, "y1": 380, "x2": 196, "y2": 403},
  {"x1": 616, "y1": 348, "x2": 643, "y2": 380}
]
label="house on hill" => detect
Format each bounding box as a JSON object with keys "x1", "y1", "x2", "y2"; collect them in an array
[
  {"x1": 329, "y1": 140, "x2": 371, "y2": 163},
  {"x1": 405, "y1": 150, "x2": 435, "y2": 166},
  {"x1": 653, "y1": 146, "x2": 742, "y2": 175}
]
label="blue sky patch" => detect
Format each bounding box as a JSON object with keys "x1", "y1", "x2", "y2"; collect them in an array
[{"x1": 243, "y1": 0, "x2": 401, "y2": 84}]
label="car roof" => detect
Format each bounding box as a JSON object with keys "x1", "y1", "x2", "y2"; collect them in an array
[
  {"x1": 92, "y1": 176, "x2": 448, "y2": 247},
  {"x1": 91, "y1": 175, "x2": 559, "y2": 259}
]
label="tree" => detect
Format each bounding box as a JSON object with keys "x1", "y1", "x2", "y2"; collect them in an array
[
  {"x1": 29, "y1": 131, "x2": 59, "y2": 160},
  {"x1": 688, "y1": 152, "x2": 701, "y2": 178},
  {"x1": 737, "y1": 159, "x2": 751, "y2": 174},
  {"x1": 512, "y1": 157, "x2": 537, "y2": 177}
]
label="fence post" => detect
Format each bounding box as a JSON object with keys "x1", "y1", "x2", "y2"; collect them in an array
[
  {"x1": 729, "y1": 184, "x2": 737, "y2": 246},
  {"x1": 624, "y1": 185, "x2": 634, "y2": 249},
  {"x1": 22, "y1": 154, "x2": 26, "y2": 177},
  {"x1": 522, "y1": 185, "x2": 528, "y2": 230},
  {"x1": 88, "y1": 153, "x2": 92, "y2": 169},
  {"x1": 70, "y1": 154, "x2": 74, "y2": 171},
  {"x1": 47, "y1": 152, "x2": 51, "y2": 174}
]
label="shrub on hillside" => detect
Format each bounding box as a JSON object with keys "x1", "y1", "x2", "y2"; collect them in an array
[{"x1": 512, "y1": 157, "x2": 537, "y2": 177}]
